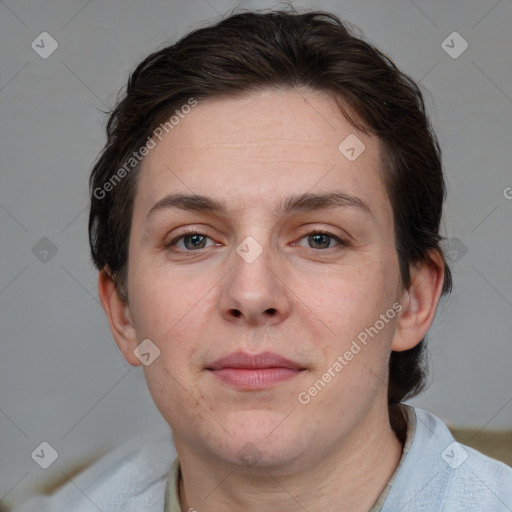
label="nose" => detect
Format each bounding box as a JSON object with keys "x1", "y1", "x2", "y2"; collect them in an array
[{"x1": 219, "y1": 237, "x2": 292, "y2": 327}]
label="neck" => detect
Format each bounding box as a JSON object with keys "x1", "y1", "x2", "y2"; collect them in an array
[{"x1": 175, "y1": 403, "x2": 404, "y2": 512}]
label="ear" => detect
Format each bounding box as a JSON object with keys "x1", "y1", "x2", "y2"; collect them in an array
[
  {"x1": 392, "y1": 250, "x2": 445, "y2": 352},
  {"x1": 97, "y1": 268, "x2": 141, "y2": 366}
]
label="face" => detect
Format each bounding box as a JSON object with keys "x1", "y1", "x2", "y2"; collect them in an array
[{"x1": 123, "y1": 88, "x2": 406, "y2": 471}]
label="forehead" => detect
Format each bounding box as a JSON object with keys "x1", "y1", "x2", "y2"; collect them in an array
[{"x1": 133, "y1": 87, "x2": 389, "y2": 220}]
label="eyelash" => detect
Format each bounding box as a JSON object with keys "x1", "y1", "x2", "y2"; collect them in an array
[{"x1": 164, "y1": 228, "x2": 348, "y2": 253}]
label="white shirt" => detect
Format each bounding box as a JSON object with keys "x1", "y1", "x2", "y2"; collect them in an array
[{"x1": 14, "y1": 406, "x2": 512, "y2": 511}]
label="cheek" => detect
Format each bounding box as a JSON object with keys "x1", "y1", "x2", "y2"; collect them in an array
[
  {"x1": 132, "y1": 272, "x2": 214, "y2": 420},
  {"x1": 128, "y1": 270, "x2": 216, "y2": 396},
  {"x1": 302, "y1": 268, "x2": 399, "y2": 394},
  {"x1": 130, "y1": 262, "x2": 209, "y2": 338},
  {"x1": 299, "y1": 261, "x2": 392, "y2": 336},
  {"x1": 142, "y1": 361, "x2": 208, "y2": 435}
]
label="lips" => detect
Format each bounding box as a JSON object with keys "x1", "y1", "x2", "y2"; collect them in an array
[
  {"x1": 208, "y1": 351, "x2": 304, "y2": 370},
  {"x1": 207, "y1": 351, "x2": 306, "y2": 390}
]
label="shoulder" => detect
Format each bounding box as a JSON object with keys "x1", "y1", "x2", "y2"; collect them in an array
[
  {"x1": 13, "y1": 427, "x2": 176, "y2": 512},
  {"x1": 382, "y1": 406, "x2": 512, "y2": 512}
]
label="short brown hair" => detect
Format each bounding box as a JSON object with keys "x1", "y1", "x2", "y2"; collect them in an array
[{"x1": 88, "y1": 9, "x2": 452, "y2": 405}]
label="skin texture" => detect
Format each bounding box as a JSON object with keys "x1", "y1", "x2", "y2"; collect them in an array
[{"x1": 98, "y1": 87, "x2": 445, "y2": 512}]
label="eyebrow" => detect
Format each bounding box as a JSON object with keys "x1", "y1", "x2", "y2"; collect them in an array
[{"x1": 146, "y1": 191, "x2": 372, "y2": 220}]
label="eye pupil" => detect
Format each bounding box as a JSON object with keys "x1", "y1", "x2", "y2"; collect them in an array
[
  {"x1": 309, "y1": 233, "x2": 331, "y2": 249},
  {"x1": 185, "y1": 234, "x2": 206, "y2": 250}
]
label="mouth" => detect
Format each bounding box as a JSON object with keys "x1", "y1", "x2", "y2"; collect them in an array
[{"x1": 206, "y1": 351, "x2": 306, "y2": 390}]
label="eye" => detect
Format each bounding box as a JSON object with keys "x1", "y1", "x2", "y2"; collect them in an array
[
  {"x1": 165, "y1": 231, "x2": 216, "y2": 252},
  {"x1": 295, "y1": 230, "x2": 347, "y2": 250},
  {"x1": 164, "y1": 229, "x2": 348, "y2": 254}
]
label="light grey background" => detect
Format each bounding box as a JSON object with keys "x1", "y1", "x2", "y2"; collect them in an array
[{"x1": 1, "y1": 0, "x2": 511, "y2": 508}]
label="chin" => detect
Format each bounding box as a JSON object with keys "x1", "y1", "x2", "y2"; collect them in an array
[{"x1": 210, "y1": 411, "x2": 312, "y2": 471}]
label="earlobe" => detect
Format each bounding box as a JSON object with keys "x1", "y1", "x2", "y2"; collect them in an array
[
  {"x1": 392, "y1": 251, "x2": 445, "y2": 352},
  {"x1": 97, "y1": 268, "x2": 141, "y2": 366}
]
